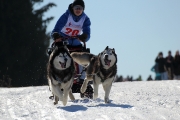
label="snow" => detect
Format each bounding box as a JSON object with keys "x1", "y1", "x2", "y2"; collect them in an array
[{"x1": 0, "y1": 80, "x2": 180, "y2": 120}]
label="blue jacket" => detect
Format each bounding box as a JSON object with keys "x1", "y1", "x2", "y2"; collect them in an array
[{"x1": 51, "y1": 4, "x2": 91, "y2": 46}]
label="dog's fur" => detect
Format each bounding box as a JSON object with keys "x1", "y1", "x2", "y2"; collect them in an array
[
  {"x1": 71, "y1": 46, "x2": 117, "y2": 103},
  {"x1": 47, "y1": 46, "x2": 75, "y2": 106}
]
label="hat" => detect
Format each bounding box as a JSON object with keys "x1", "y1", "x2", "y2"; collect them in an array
[
  {"x1": 159, "y1": 52, "x2": 163, "y2": 55},
  {"x1": 72, "y1": 0, "x2": 85, "y2": 9}
]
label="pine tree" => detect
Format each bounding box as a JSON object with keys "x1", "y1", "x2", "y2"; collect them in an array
[{"x1": 0, "y1": 0, "x2": 56, "y2": 86}]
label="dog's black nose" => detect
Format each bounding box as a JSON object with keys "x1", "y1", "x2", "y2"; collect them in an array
[
  {"x1": 64, "y1": 58, "x2": 67, "y2": 61},
  {"x1": 105, "y1": 54, "x2": 108, "y2": 59}
]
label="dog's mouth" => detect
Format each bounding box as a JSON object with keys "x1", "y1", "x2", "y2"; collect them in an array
[
  {"x1": 104, "y1": 59, "x2": 111, "y2": 66},
  {"x1": 59, "y1": 61, "x2": 66, "y2": 68}
]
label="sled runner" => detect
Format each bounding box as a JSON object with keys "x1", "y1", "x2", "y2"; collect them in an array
[{"x1": 47, "y1": 36, "x2": 93, "y2": 99}]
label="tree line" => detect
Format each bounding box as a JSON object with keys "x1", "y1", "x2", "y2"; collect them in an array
[{"x1": 0, "y1": 0, "x2": 56, "y2": 87}]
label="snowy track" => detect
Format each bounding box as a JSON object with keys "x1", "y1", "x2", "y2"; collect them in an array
[{"x1": 0, "y1": 80, "x2": 180, "y2": 120}]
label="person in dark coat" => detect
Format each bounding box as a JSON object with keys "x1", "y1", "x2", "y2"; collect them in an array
[
  {"x1": 173, "y1": 50, "x2": 180, "y2": 80},
  {"x1": 155, "y1": 52, "x2": 168, "y2": 80},
  {"x1": 50, "y1": 0, "x2": 93, "y2": 98},
  {"x1": 151, "y1": 62, "x2": 161, "y2": 80},
  {"x1": 147, "y1": 75, "x2": 153, "y2": 81},
  {"x1": 165, "y1": 50, "x2": 174, "y2": 80}
]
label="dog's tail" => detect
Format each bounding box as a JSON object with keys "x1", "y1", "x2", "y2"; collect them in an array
[{"x1": 71, "y1": 52, "x2": 95, "y2": 66}]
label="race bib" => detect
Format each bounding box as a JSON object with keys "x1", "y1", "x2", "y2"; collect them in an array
[
  {"x1": 61, "y1": 14, "x2": 86, "y2": 36},
  {"x1": 64, "y1": 27, "x2": 80, "y2": 36}
]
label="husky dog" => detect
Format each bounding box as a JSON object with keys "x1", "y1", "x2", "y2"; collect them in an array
[
  {"x1": 47, "y1": 45, "x2": 75, "y2": 106},
  {"x1": 71, "y1": 46, "x2": 117, "y2": 103}
]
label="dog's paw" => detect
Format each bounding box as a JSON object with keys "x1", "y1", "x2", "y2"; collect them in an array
[
  {"x1": 62, "y1": 101, "x2": 67, "y2": 106},
  {"x1": 104, "y1": 98, "x2": 110, "y2": 103},
  {"x1": 80, "y1": 88, "x2": 85, "y2": 93},
  {"x1": 54, "y1": 101, "x2": 58, "y2": 105},
  {"x1": 49, "y1": 95, "x2": 54, "y2": 100}
]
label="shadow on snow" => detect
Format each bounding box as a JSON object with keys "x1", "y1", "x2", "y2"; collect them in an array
[
  {"x1": 90, "y1": 103, "x2": 134, "y2": 108},
  {"x1": 58, "y1": 105, "x2": 88, "y2": 112},
  {"x1": 58, "y1": 98, "x2": 133, "y2": 112}
]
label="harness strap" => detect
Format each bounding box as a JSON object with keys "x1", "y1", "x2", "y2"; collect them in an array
[
  {"x1": 73, "y1": 64, "x2": 87, "y2": 83},
  {"x1": 97, "y1": 72, "x2": 105, "y2": 82},
  {"x1": 51, "y1": 64, "x2": 75, "y2": 84},
  {"x1": 52, "y1": 74, "x2": 63, "y2": 83},
  {"x1": 97, "y1": 70, "x2": 114, "y2": 83}
]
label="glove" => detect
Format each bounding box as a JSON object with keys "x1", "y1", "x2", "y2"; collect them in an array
[
  {"x1": 52, "y1": 32, "x2": 61, "y2": 40},
  {"x1": 78, "y1": 33, "x2": 88, "y2": 42}
]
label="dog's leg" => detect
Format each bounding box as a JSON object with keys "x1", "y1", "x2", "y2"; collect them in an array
[
  {"x1": 69, "y1": 89, "x2": 75, "y2": 101},
  {"x1": 69, "y1": 78, "x2": 75, "y2": 101},
  {"x1": 80, "y1": 78, "x2": 89, "y2": 93},
  {"x1": 51, "y1": 83, "x2": 63, "y2": 101},
  {"x1": 49, "y1": 94, "x2": 54, "y2": 100},
  {"x1": 62, "y1": 89, "x2": 69, "y2": 106},
  {"x1": 62, "y1": 81, "x2": 72, "y2": 106},
  {"x1": 80, "y1": 79, "x2": 88, "y2": 93},
  {"x1": 102, "y1": 80, "x2": 113, "y2": 103},
  {"x1": 54, "y1": 95, "x2": 59, "y2": 105},
  {"x1": 93, "y1": 81, "x2": 99, "y2": 99},
  {"x1": 103, "y1": 84, "x2": 110, "y2": 103},
  {"x1": 80, "y1": 75, "x2": 92, "y2": 93}
]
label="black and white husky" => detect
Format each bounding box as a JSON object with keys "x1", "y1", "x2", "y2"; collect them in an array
[
  {"x1": 71, "y1": 46, "x2": 117, "y2": 103},
  {"x1": 47, "y1": 45, "x2": 75, "y2": 106}
]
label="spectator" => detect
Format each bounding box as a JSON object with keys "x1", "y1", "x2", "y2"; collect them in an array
[
  {"x1": 129, "y1": 76, "x2": 133, "y2": 82},
  {"x1": 155, "y1": 52, "x2": 168, "y2": 80},
  {"x1": 151, "y1": 62, "x2": 161, "y2": 80},
  {"x1": 147, "y1": 75, "x2": 153, "y2": 81},
  {"x1": 136, "y1": 75, "x2": 142, "y2": 81},
  {"x1": 173, "y1": 50, "x2": 180, "y2": 80},
  {"x1": 165, "y1": 50, "x2": 174, "y2": 79}
]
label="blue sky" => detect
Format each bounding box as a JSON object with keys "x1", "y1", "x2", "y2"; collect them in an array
[{"x1": 35, "y1": 0, "x2": 180, "y2": 80}]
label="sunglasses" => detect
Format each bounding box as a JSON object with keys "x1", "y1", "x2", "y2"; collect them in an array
[{"x1": 73, "y1": 5, "x2": 83, "y2": 10}]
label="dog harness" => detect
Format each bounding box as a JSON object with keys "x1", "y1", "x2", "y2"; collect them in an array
[
  {"x1": 52, "y1": 65, "x2": 75, "y2": 84},
  {"x1": 61, "y1": 14, "x2": 86, "y2": 36},
  {"x1": 53, "y1": 74, "x2": 63, "y2": 83},
  {"x1": 97, "y1": 62, "x2": 117, "y2": 83}
]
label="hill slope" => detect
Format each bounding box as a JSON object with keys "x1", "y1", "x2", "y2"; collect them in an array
[{"x1": 0, "y1": 80, "x2": 180, "y2": 120}]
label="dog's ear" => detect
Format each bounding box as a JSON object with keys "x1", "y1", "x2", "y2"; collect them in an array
[
  {"x1": 55, "y1": 46, "x2": 58, "y2": 50},
  {"x1": 113, "y1": 48, "x2": 115, "y2": 52},
  {"x1": 53, "y1": 46, "x2": 58, "y2": 53},
  {"x1": 105, "y1": 46, "x2": 109, "y2": 50},
  {"x1": 52, "y1": 46, "x2": 59, "y2": 56},
  {"x1": 64, "y1": 46, "x2": 68, "y2": 50}
]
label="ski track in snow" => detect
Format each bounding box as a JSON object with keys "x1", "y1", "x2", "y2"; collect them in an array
[{"x1": 0, "y1": 80, "x2": 180, "y2": 120}]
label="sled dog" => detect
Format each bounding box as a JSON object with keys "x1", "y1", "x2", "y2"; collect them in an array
[
  {"x1": 71, "y1": 46, "x2": 117, "y2": 103},
  {"x1": 47, "y1": 45, "x2": 75, "y2": 106}
]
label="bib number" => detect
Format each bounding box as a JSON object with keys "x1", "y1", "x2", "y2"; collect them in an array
[{"x1": 65, "y1": 28, "x2": 79, "y2": 36}]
